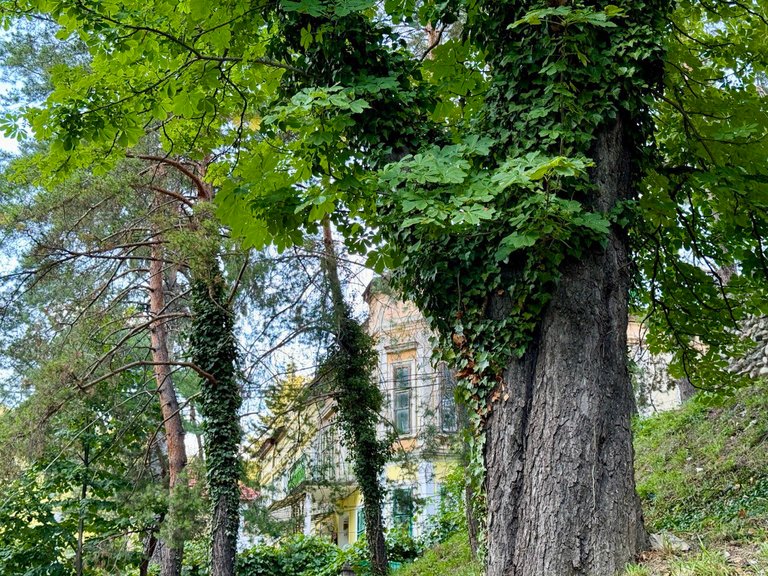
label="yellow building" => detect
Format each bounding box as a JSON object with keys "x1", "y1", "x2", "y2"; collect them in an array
[{"x1": 252, "y1": 279, "x2": 461, "y2": 546}]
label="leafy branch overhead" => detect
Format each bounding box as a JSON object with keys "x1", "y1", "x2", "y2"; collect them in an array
[{"x1": 3, "y1": 0, "x2": 765, "y2": 400}]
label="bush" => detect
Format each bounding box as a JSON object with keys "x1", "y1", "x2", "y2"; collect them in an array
[
  {"x1": 423, "y1": 465, "x2": 468, "y2": 547},
  {"x1": 386, "y1": 527, "x2": 423, "y2": 563},
  {"x1": 238, "y1": 534, "x2": 349, "y2": 576}
]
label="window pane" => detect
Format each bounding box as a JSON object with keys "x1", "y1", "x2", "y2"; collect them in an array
[
  {"x1": 356, "y1": 507, "x2": 366, "y2": 537},
  {"x1": 392, "y1": 363, "x2": 411, "y2": 434},
  {"x1": 396, "y1": 407, "x2": 410, "y2": 434},
  {"x1": 394, "y1": 365, "x2": 410, "y2": 388},
  {"x1": 392, "y1": 488, "x2": 414, "y2": 535}
]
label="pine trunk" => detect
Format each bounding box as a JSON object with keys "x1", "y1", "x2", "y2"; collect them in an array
[
  {"x1": 484, "y1": 118, "x2": 647, "y2": 576},
  {"x1": 149, "y1": 221, "x2": 187, "y2": 576}
]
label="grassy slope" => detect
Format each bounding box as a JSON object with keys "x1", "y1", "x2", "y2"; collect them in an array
[
  {"x1": 634, "y1": 385, "x2": 768, "y2": 541},
  {"x1": 395, "y1": 532, "x2": 482, "y2": 576}
]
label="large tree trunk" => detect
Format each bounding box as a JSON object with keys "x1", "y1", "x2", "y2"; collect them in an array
[
  {"x1": 484, "y1": 118, "x2": 647, "y2": 576},
  {"x1": 149, "y1": 220, "x2": 187, "y2": 576}
]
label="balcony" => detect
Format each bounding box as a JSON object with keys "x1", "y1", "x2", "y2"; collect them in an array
[{"x1": 267, "y1": 432, "x2": 356, "y2": 509}]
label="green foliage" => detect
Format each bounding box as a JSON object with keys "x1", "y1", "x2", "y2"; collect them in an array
[
  {"x1": 380, "y1": 0, "x2": 668, "y2": 379},
  {"x1": 189, "y1": 264, "x2": 243, "y2": 551},
  {"x1": 0, "y1": 372, "x2": 160, "y2": 575},
  {"x1": 238, "y1": 535, "x2": 350, "y2": 576},
  {"x1": 386, "y1": 527, "x2": 423, "y2": 563},
  {"x1": 394, "y1": 532, "x2": 481, "y2": 576},
  {"x1": 237, "y1": 531, "x2": 439, "y2": 576},
  {"x1": 422, "y1": 466, "x2": 467, "y2": 546},
  {"x1": 633, "y1": 0, "x2": 768, "y2": 392},
  {"x1": 634, "y1": 386, "x2": 768, "y2": 540},
  {"x1": 0, "y1": 470, "x2": 75, "y2": 575}
]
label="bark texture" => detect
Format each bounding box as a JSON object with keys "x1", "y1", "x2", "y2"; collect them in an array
[
  {"x1": 465, "y1": 482, "x2": 480, "y2": 559},
  {"x1": 484, "y1": 118, "x2": 647, "y2": 576},
  {"x1": 149, "y1": 227, "x2": 187, "y2": 576},
  {"x1": 211, "y1": 497, "x2": 237, "y2": 576}
]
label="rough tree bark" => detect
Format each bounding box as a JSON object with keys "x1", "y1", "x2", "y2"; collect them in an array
[
  {"x1": 149, "y1": 208, "x2": 188, "y2": 576},
  {"x1": 484, "y1": 118, "x2": 647, "y2": 576}
]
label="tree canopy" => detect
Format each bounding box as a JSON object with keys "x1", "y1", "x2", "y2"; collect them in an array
[{"x1": 0, "y1": 0, "x2": 767, "y2": 574}]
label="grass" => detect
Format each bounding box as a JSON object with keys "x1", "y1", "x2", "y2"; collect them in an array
[
  {"x1": 624, "y1": 384, "x2": 768, "y2": 574},
  {"x1": 633, "y1": 385, "x2": 768, "y2": 541},
  {"x1": 624, "y1": 544, "x2": 768, "y2": 575},
  {"x1": 394, "y1": 532, "x2": 482, "y2": 576}
]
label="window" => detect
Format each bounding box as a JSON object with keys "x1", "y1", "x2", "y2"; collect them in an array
[
  {"x1": 392, "y1": 488, "x2": 414, "y2": 534},
  {"x1": 287, "y1": 457, "x2": 306, "y2": 492},
  {"x1": 356, "y1": 506, "x2": 366, "y2": 538},
  {"x1": 393, "y1": 363, "x2": 411, "y2": 434},
  {"x1": 440, "y1": 363, "x2": 458, "y2": 433}
]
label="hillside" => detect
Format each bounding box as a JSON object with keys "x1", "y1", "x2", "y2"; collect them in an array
[{"x1": 634, "y1": 385, "x2": 768, "y2": 541}]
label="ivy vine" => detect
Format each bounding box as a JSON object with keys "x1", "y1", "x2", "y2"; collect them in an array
[
  {"x1": 189, "y1": 265, "x2": 242, "y2": 564},
  {"x1": 317, "y1": 310, "x2": 391, "y2": 575},
  {"x1": 377, "y1": 0, "x2": 671, "y2": 510}
]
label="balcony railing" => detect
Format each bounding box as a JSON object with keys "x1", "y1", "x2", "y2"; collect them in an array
[{"x1": 268, "y1": 435, "x2": 356, "y2": 503}]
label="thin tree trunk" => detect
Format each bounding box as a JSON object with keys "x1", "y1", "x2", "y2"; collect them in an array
[
  {"x1": 190, "y1": 263, "x2": 241, "y2": 576},
  {"x1": 75, "y1": 441, "x2": 89, "y2": 576},
  {"x1": 321, "y1": 219, "x2": 388, "y2": 575},
  {"x1": 140, "y1": 521, "x2": 160, "y2": 576},
  {"x1": 484, "y1": 118, "x2": 647, "y2": 576},
  {"x1": 149, "y1": 215, "x2": 187, "y2": 576},
  {"x1": 464, "y1": 482, "x2": 479, "y2": 560}
]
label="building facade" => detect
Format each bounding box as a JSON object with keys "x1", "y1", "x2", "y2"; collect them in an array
[{"x1": 252, "y1": 279, "x2": 461, "y2": 547}]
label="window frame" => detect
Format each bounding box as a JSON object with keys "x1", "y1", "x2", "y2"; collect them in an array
[
  {"x1": 439, "y1": 363, "x2": 458, "y2": 433},
  {"x1": 392, "y1": 361, "x2": 413, "y2": 435},
  {"x1": 391, "y1": 487, "x2": 414, "y2": 535}
]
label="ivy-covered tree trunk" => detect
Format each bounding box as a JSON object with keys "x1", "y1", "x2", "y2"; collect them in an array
[
  {"x1": 190, "y1": 261, "x2": 241, "y2": 576},
  {"x1": 149, "y1": 209, "x2": 187, "y2": 576},
  {"x1": 484, "y1": 118, "x2": 646, "y2": 576},
  {"x1": 320, "y1": 220, "x2": 389, "y2": 576}
]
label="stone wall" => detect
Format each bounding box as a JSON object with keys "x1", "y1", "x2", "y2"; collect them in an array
[{"x1": 729, "y1": 316, "x2": 768, "y2": 379}]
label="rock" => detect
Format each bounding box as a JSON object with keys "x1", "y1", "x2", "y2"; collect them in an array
[
  {"x1": 649, "y1": 533, "x2": 691, "y2": 552},
  {"x1": 760, "y1": 366, "x2": 768, "y2": 377}
]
